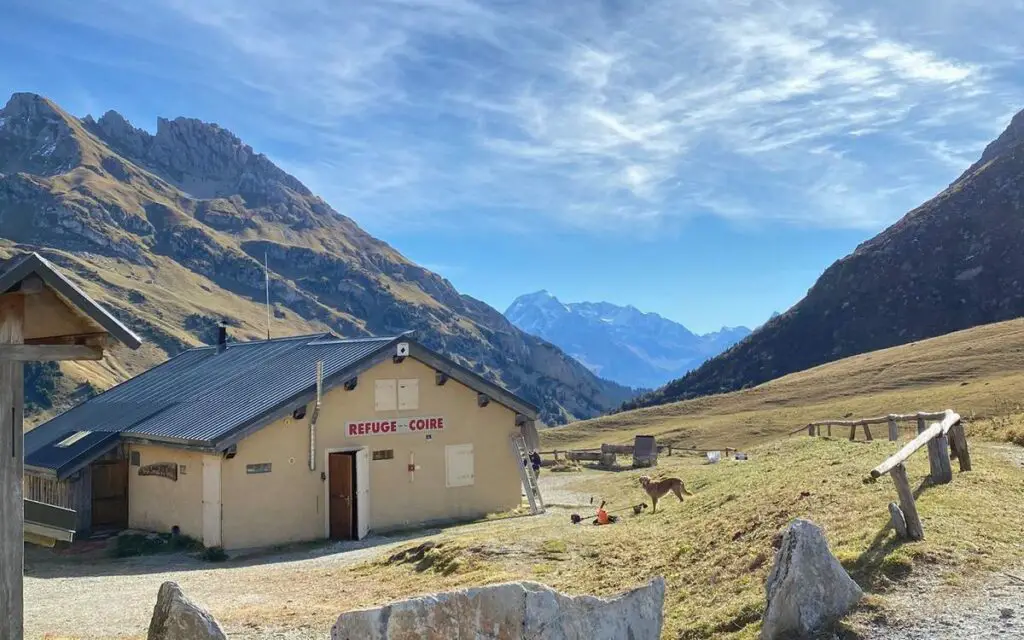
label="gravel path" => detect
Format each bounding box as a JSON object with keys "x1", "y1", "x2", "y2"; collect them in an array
[
  {"x1": 24, "y1": 474, "x2": 591, "y2": 639},
  {"x1": 857, "y1": 571, "x2": 1023, "y2": 639}
]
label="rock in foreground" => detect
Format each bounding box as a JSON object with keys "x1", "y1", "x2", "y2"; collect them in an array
[
  {"x1": 332, "y1": 577, "x2": 665, "y2": 640},
  {"x1": 761, "y1": 518, "x2": 863, "y2": 639},
  {"x1": 148, "y1": 581, "x2": 226, "y2": 640}
]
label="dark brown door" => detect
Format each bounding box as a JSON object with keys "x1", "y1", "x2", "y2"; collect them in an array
[
  {"x1": 91, "y1": 460, "x2": 129, "y2": 530},
  {"x1": 329, "y1": 453, "x2": 354, "y2": 540}
]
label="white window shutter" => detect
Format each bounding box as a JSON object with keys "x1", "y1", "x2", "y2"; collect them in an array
[
  {"x1": 374, "y1": 379, "x2": 397, "y2": 411},
  {"x1": 445, "y1": 444, "x2": 474, "y2": 488},
  {"x1": 397, "y1": 378, "x2": 419, "y2": 410}
]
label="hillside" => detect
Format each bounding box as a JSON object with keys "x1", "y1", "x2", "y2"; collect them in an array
[
  {"x1": 544, "y1": 314, "x2": 1024, "y2": 451},
  {"x1": 623, "y1": 106, "x2": 1024, "y2": 411},
  {"x1": 0, "y1": 92, "x2": 633, "y2": 424},
  {"x1": 505, "y1": 290, "x2": 750, "y2": 389}
]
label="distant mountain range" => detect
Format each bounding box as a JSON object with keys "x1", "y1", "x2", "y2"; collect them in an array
[
  {"x1": 505, "y1": 291, "x2": 751, "y2": 389},
  {"x1": 622, "y1": 105, "x2": 1024, "y2": 412}
]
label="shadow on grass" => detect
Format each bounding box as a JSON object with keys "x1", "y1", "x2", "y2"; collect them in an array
[{"x1": 843, "y1": 476, "x2": 937, "y2": 592}]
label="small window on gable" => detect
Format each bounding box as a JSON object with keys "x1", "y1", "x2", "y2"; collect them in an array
[
  {"x1": 372, "y1": 449, "x2": 394, "y2": 461},
  {"x1": 56, "y1": 431, "x2": 92, "y2": 448},
  {"x1": 398, "y1": 378, "x2": 419, "y2": 410},
  {"x1": 374, "y1": 379, "x2": 397, "y2": 411},
  {"x1": 130, "y1": 451, "x2": 141, "y2": 467}
]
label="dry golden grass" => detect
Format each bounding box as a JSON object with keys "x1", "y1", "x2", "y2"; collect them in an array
[
  {"x1": 542, "y1": 317, "x2": 1024, "y2": 452},
  {"x1": 321, "y1": 439, "x2": 1023, "y2": 639}
]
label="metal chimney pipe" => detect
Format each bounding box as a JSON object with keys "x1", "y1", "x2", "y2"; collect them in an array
[{"x1": 217, "y1": 321, "x2": 228, "y2": 353}]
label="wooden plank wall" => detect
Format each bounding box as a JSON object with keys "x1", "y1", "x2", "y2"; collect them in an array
[{"x1": 24, "y1": 470, "x2": 93, "y2": 534}]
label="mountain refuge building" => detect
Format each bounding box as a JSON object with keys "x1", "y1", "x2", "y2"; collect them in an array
[{"x1": 24, "y1": 329, "x2": 540, "y2": 550}]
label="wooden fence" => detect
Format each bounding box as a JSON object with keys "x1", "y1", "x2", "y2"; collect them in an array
[{"x1": 798, "y1": 411, "x2": 950, "y2": 442}]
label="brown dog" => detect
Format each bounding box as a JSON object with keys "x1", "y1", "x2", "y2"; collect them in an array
[{"x1": 638, "y1": 475, "x2": 692, "y2": 513}]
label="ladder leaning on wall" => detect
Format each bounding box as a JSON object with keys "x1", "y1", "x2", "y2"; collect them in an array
[{"x1": 511, "y1": 433, "x2": 545, "y2": 515}]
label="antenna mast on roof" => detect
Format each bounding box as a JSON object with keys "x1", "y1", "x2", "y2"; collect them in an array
[{"x1": 264, "y1": 251, "x2": 272, "y2": 340}]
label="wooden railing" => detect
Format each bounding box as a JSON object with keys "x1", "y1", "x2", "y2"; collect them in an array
[
  {"x1": 799, "y1": 411, "x2": 950, "y2": 441},
  {"x1": 864, "y1": 409, "x2": 969, "y2": 540}
]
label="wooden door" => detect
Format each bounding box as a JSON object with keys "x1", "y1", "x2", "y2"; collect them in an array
[
  {"x1": 91, "y1": 460, "x2": 128, "y2": 530},
  {"x1": 329, "y1": 453, "x2": 354, "y2": 540}
]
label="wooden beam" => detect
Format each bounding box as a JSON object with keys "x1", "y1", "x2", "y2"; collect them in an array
[
  {"x1": 927, "y1": 434, "x2": 953, "y2": 484},
  {"x1": 888, "y1": 417, "x2": 899, "y2": 442},
  {"x1": 0, "y1": 344, "x2": 103, "y2": 361},
  {"x1": 889, "y1": 463, "x2": 924, "y2": 540},
  {"x1": 0, "y1": 294, "x2": 25, "y2": 638},
  {"x1": 23, "y1": 331, "x2": 109, "y2": 346},
  {"x1": 870, "y1": 411, "x2": 960, "y2": 479},
  {"x1": 948, "y1": 421, "x2": 972, "y2": 472}
]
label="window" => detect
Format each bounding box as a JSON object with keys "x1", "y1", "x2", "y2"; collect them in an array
[
  {"x1": 246, "y1": 463, "x2": 272, "y2": 474},
  {"x1": 179, "y1": 465, "x2": 187, "y2": 475},
  {"x1": 130, "y1": 451, "x2": 141, "y2": 467},
  {"x1": 398, "y1": 379, "x2": 419, "y2": 410},
  {"x1": 56, "y1": 431, "x2": 92, "y2": 448},
  {"x1": 374, "y1": 379, "x2": 397, "y2": 411},
  {"x1": 445, "y1": 444, "x2": 474, "y2": 488},
  {"x1": 372, "y1": 449, "x2": 395, "y2": 461}
]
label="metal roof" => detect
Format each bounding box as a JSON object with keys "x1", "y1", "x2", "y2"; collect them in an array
[
  {"x1": 0, "y1": 251, "x2": 142, "y2": 349},
  {"x1": 25, "y1": 431, "x2": 120, "y2": 479},
  {"x1": 26, "y1": 331, "x2": 540, "y2": 476}
]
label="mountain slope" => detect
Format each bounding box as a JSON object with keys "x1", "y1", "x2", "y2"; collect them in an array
[
  {"x1": 623, "y1": 107, "x2": 1024, "y2": 411},
  {"x1": 0, "y1": 92, "x2": 633, "y2": 425},
  {"x1": 505, "y1": 290, "x2": 750, "y2": 388}
]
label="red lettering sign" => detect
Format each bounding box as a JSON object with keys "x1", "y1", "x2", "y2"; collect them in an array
[{"x1": 345, "y1": 416, "x2": 446, "y2": 437}]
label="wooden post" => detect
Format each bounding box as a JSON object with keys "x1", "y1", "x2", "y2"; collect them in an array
[
  {"x1": 888, "y1": 417, "x2": 898, "y2": 442},
  {"x1": 807, "y1": 424, "x2": 815, "y2": 436},
  {"x1": 0, "y1": 295, "x2": 25, "y2": 638},
  {"x1": 827, "y1": 424, "x2": 832, "y2": 437},
  {"x1": 863, "y1": 424, "x2": 873, "y2": 441},
  {"x1": 888, "y1": 502, "x2": 908, "y2": 539},
  {"x1": 916, "y1": 416, "x2": 926, "y2": 434},
  {"x1": 889, "y1": 463, "x2": 923, "y2": 540},
  {"x1": 947, "y1": 422, "x2": 972, "y2": 472},
  {"x1": 849, "y1": 424, "x2": 857, "y2": 441},
  {"x1": 927, "y1": 434, "x2": 953, "y2": 484}
]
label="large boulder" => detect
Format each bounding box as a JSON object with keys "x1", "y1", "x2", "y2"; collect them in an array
[
  {"x1": 761, "y1": 518, "x2": 863, "y2": 639},
  {"x1": 331, "y1": 576, "x2": 665, "y2": 640},
  {"x1": 147, "y1": 581, "x2": 227, "y2": 640}
]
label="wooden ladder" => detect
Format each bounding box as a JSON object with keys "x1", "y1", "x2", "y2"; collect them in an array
[{"x1": 511, "y1": 433, "x2": 545, "y2": 515}]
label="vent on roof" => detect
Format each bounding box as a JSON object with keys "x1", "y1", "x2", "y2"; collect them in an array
[{"x1": 56, "y1": 431, "x2": 92, "y2": 448}]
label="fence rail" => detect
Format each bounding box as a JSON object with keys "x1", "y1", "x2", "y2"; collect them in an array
[{"x1": 798, "y1": 410, "x2": 953, "y2": 441}]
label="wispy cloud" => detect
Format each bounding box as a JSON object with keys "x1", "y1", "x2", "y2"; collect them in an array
[{"x1": 11, "y1": 0, "x2": 1024, "y2": 235}]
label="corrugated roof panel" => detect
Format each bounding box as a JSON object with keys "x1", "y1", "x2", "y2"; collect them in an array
[
  {"x1": 25, "y1": 431, "x2": 120, "y2": 479},
  {"x1": 125, "y1": 337, "x2": 395, "y2": 442}
]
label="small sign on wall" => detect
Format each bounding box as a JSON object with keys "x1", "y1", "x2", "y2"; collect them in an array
[
  {"x1": 138, "y1": 462, "x2": 178, "y2": 481},
  {"x1": 347, "y1": 416, "x2": 445, "y2": 437},
  {"x1": 246, "y1": 463, "x2": 272, "y2": 474}
]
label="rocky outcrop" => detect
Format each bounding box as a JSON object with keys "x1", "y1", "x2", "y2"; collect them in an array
[
  {"x1": 331, "y1": 577, "x2": 665, "y2": 640},
  {"x1": 147, "y1": 581, "x2": 226, "y2": 640},
  {"x1": 761, "y1": 519, "x2": 862, "y2": 640},
  {"x1": 626, "y1": 104, "x2": 1024, "y2": 411},
  {"x1": 0, "y1": 93, "x2": 82, "y2": 177}
]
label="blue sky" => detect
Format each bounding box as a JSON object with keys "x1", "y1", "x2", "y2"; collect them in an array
[{"x1": 3, "y1": 0, "x2": 1023, "y2": 333}]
